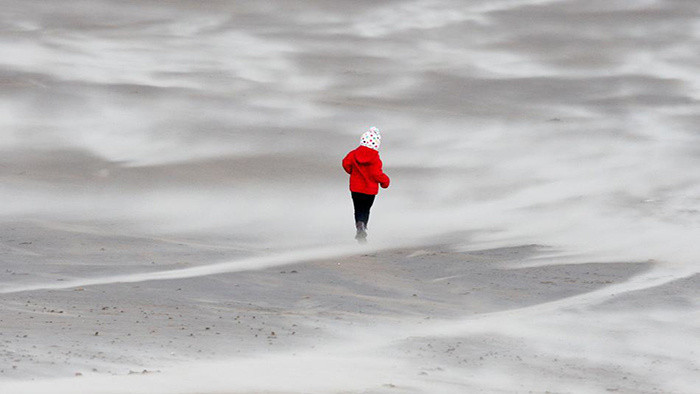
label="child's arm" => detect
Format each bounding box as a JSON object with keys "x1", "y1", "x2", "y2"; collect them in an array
[
  {"x1": 342, "y1": 152, "x2": 353, "y2": 174},
  {"x1": 376, "y1": 171, "x2": 390, "y2": 188},
  {"x1": 372, "y1": 159, "x2": 390, "y2": 188}
]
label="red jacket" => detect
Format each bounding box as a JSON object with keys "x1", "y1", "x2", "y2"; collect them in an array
[{"x1": 342, "y1": 146, "x2": 390, "y2": 195}]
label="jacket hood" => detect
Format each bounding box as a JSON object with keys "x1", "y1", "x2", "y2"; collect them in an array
[{"x1": 355, "y1": 145, "x2": 378, "y2": 164}]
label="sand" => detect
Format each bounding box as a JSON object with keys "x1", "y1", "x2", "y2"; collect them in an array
[
  {"x1": 1, "y1": 0, "x2": 699, "y2": 392},
  {"x1": 1, "y1": 220, "x2": 697, "y2": 393}
]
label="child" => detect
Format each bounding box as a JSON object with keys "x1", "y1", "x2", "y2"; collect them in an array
[{"x1": 342, "y1": 127, "x2": 390, "y2": 242}]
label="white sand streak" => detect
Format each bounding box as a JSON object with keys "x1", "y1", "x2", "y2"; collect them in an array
[
  {"x1": 416, "y1": 265, "x2": 698, "y2": 338},
  {"x1": 0, "y1": 244, "x2": 379, "y2": 294}
]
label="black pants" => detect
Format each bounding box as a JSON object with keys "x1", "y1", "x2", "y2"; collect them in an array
[{"x1": 351, "y1": 192, "x2": 375, "y2": 226}]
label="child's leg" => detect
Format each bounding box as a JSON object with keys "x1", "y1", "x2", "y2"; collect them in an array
[
  {"x1": 351, "y1": 192, "x2": 375, "y2": 225},
  {"x1": 362, "y1": 194, "x2": 375, "y2": 226}
]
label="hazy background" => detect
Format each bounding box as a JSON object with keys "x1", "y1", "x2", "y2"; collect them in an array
[
  {"x1": 1, "y1": 0, "x2": 698, "y2": 392},
  {"x1": 1, "y1": 0, "x2": 699, "y2": 256}
]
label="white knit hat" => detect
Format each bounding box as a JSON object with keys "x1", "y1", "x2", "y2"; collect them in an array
[{"x1": 360, "y1": 126, "x2": 381, "y2": 150}]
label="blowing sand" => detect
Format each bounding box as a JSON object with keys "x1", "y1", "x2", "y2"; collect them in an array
[
  {"x1": 2, "y1": 0, "x2": 699, "y2": 392},
  {"x1": 1, "y1": 220, "x2": 697, "y2": 393}
]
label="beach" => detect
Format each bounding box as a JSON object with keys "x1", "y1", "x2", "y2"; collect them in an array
[
  {"x1": 1, "y1": 0, "x2": 699, "y2": 392},
  {"x1": 2, "y1": 223, "x2": 695, "y2": 393}
]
